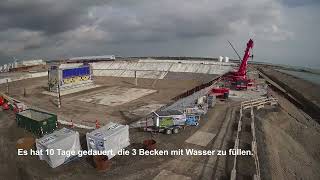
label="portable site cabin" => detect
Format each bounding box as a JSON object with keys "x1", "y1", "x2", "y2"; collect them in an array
[
  {"x1": 16, "y1": 109, "x2": 57, "y2": 136},
  {"x1": 86, "y1": 122, "x2": 130, "y2": 160},
  {"x1": 36, "y1": 128, "x2": 81, "y2": 168},
  {"x1": 152, "y1": 110, "x2": 186, "y2": 128}
]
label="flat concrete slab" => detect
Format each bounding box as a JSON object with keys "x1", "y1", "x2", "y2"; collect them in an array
[
  {"x1": 229, "y1": 88, "x2": 267, "y2": 101},
  {"x1": 42, "y1": 84, "x2": 101, "y2": 96},
  {"x1": 153, "y1": 170, "x2": 191, "y2": 180},
  {"x1": 78, "y1": 86, "x2": 157, "y2": 106},
  {"x1": 130, "y1": 103, "x2": 165, "y2": 116},
  {"x1": 185, "y1": 131, "x2": 216, "y2": 147}
]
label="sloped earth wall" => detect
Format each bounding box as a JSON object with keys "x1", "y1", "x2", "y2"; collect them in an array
[{"x1": 259, "y1": 67, "x2": 320, "y2": 122}]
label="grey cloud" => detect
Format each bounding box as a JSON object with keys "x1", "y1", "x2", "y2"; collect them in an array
[
  {"x1": 0, "y1": 0, "x2": 106, "y2": 35},
  {"x1": 281, "y1": 0, "x2": 320, "y2": 7},
  {"x1": 1, "y1": 0, "x2": 316, "y2": 68},
  {"x1": 0, "y1": 0, "x2": 286, "y2": 45},
  {"x1": 92, "y1": 0, "x2": 284, "y2": 43}
]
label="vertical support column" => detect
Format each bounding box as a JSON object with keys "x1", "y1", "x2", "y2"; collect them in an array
[
  {"x1": 6, "y1": 79, "x2": 9, "y2": 95},
  {"x1": 57, "y1": 68, "x2": 62, "y2": 109},
  {"x1": 134, "y1": 70, "x2": 138, "y2": 86},
  {"x1": 90, "y1": 64, "x2": 92, "y2": 81},
  {"x1": 230, "y1": 169, "x2": 236, "y2": 180},
  {"x1": 48, "y1": 69, "x2": 50, "y2": 91}
]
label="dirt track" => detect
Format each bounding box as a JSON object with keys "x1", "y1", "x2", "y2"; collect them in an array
[{"x1": 255, "y1": 88, "x2": 320, "y2": 180}]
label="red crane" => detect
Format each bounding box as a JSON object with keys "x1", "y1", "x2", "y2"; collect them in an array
[
  {"x1": 210, "y1": 39, "x2": 254, "y2": 98},
  {"x1": 232, "y1": 39, "x2": 254, "y2": 80},
  {"x1": 225, "y1": 39, "x2": 254, "y2": 90}
]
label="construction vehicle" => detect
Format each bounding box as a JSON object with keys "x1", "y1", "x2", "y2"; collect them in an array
[
  {"x1": 211, "y1": 87, "x2": 230, "y2": 99},
  {"x1": 0, "y1": 93, "x2": 27, "y2": 112},
  {"x1": 225, "y1": 39, "x2": 254, "y2": 90},
  {"x1": 185, "y1": 115, "x2": 200, "y2": 126},
  {"x1": 184, "y1": 107, "x2": 201, "y2": 126},
  {"x1": 195, "y1": 96, "x2": 209, "y2": 114},
  {"x1": 144, "y1": 109, "x2": 202, "y2": 134},
  {"x1": 235, "y1": 79, "x2": 254, "y2": 90},
  {"x1": 145, "y1": 110, "x2": 186, "y2": 135}
]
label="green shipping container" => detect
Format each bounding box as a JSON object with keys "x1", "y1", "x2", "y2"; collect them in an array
[{"x1": 16, "y1": 109, "x2": 58, "y2": 136}]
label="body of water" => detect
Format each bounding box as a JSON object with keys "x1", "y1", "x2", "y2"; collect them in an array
[{"x1": 277, "y1": 69, "x2": 320, "y2": 85}]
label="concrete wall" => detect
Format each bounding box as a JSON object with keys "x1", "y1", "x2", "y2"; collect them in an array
[
  {"x1": 93, "y1": 69, "x2": 167, "y2": 79},
  {"x1": 0, "y1": 72, "x2": 47, "y2": 84},
  {"x1": 20, "y1": 59, "x2": 45, "y2": 66},
  {"x1": 91, "y1": 59, "x2": 235, "y2": 79},
  {"x1": 138, "y1": 59, "x2": 238, "y2": 66}
]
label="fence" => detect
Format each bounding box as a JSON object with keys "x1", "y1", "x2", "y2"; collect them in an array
[{"x1": 231, "y1": 97, "x2": 278, "y2": 180}]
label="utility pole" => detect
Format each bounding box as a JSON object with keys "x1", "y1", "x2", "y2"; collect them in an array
[
  {"x1": 134, "y1": 70, "x2": 138, "y2": 86},
  {"x1": 48, "y1": 69, "x2": 50, "y2": 92},
  {"x1": 57, "y1": 83, "x2": 61, "y2": 108}
]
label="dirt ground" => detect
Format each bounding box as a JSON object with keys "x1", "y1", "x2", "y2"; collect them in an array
[
  {"x1": 0, "y1": 100, "x2": 238, "y2": 180},
  {"x1": 0, "y1": 75, "x2": 211, "y2": 126}
]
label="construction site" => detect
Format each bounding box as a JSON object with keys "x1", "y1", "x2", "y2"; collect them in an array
[{"x1": 0, "y1": 39, "x2": 320, "y2": 180}]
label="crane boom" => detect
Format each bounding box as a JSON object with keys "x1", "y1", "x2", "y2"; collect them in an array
[
  {"x1": 237, "y1": 39, "x2": 253, "y2": 76},
  {"x1": 227, "y1": 40, "x2": 241, "y2": 61}
]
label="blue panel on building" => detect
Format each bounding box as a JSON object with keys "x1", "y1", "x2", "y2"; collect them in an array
[{"x1": 62, "y1": 66, "x2": 90, "y2": 79}]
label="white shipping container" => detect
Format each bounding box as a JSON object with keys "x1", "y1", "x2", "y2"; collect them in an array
[
  {"x1": 36, "y1": 128, "x2": 81, "y2": 168},
  {"x1": 86, "y1": 122, "x2": 130, "y2": 160}
]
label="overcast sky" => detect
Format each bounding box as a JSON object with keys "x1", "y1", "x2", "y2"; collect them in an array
[{"x1": 0, "y1": 0, "x2": 319, "y2": 68}]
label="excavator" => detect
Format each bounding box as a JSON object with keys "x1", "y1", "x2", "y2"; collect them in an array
[{"x1": 211, "y1": 39, "x2": 254, "y2": 98}]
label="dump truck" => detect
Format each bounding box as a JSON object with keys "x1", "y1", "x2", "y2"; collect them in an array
[
  {"x1": 145, "y1": 110, "x2": 187, "y2": 135},
  {"x1": 145, "y1": 109, "x2": 203, "y2": 134}
]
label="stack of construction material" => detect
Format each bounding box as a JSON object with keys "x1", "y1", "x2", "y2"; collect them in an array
[
  {"x1": 86, "y1": 122, "x2": 130, "y2": 160},
  {"x1": 36, "y1": 128, "x2": 81, "y2": 168}
]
